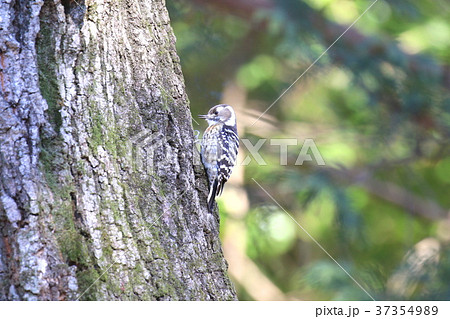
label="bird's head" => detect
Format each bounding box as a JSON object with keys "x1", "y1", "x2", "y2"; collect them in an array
[{"x1": 199, "y1": 104, "x2": 236, "y2": 127}]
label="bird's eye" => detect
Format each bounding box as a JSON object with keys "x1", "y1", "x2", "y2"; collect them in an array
[{"x1": 214, "y1": 111, "x2": 219, "y2": 115}]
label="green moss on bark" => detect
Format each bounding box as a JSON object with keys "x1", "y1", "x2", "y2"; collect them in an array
[{"x1": 36, "y1": 20, "x2": 62, "y2": 130}]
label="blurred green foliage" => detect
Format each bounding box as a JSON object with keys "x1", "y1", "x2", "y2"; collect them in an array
[{"x1": 167, "y1": 0, "x2": 450, "y2": 300}]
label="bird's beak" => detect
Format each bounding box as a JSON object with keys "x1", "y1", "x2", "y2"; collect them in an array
[{"x1": 198, "y1": 114, "x2": 208, "y2": 119}]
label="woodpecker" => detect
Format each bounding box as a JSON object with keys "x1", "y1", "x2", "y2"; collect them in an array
[{"x1": 199, "y1": 104, "x2": 239, "y2": 211}]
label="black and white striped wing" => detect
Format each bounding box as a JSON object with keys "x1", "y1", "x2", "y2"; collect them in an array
[{"x1": 216, "y1": 126, "x2": 239, "y2": 197}]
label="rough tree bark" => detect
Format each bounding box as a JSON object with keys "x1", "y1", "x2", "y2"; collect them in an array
[{"x1": 0, "y1": 0, "x2": 237, "y2": 300}]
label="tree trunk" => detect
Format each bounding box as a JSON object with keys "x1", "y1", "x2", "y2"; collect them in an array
[{"x1": 0, "y1": 0, "x2": 237, "y2": 300}]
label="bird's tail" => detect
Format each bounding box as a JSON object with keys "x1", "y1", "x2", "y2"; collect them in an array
[{"x1": 207, "y1": 179, "x2": 219, "y2": 212}]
